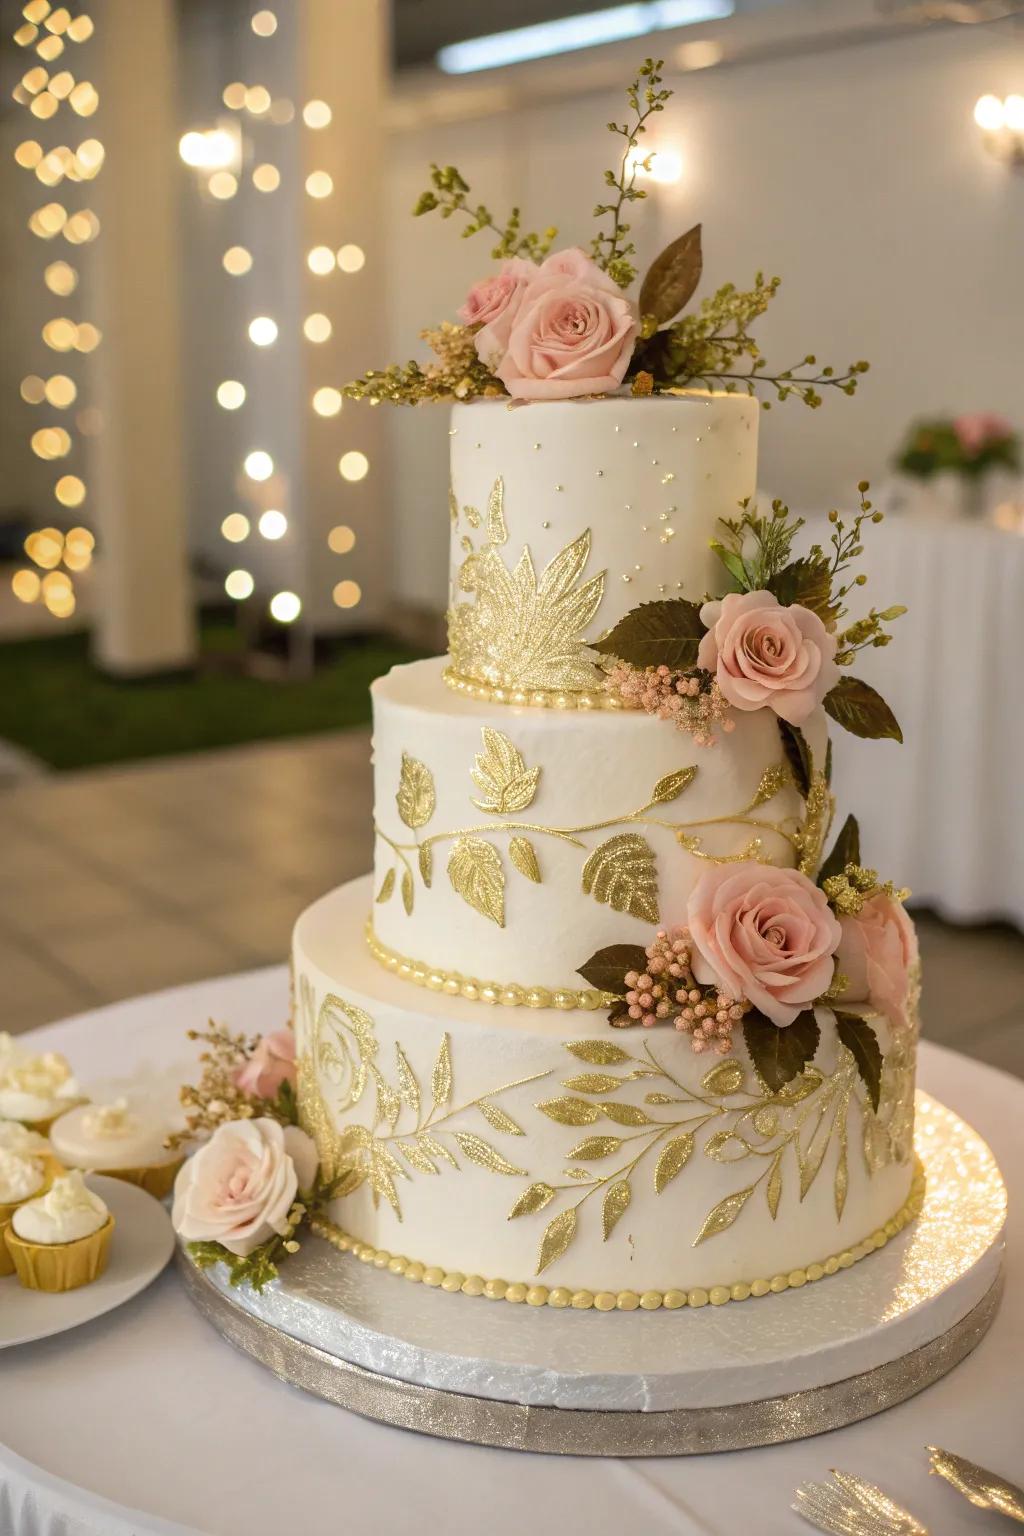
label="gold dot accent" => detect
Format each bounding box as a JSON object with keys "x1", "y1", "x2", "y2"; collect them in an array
[
  {"x1": 310, "y1": 1167, "x2": 924, "y2": 1315},
  {"x1": 442, "y1": 665, "x2": 621, "y2": 712}
]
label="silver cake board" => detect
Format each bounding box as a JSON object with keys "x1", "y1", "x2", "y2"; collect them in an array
[{"x1": 177, "y1": 1094, "x2": 1006, "y2": 1455}]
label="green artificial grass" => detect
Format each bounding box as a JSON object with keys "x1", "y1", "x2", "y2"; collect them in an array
[{"x1": 0, "y1": 619, "x2": 425, "y2": 770}]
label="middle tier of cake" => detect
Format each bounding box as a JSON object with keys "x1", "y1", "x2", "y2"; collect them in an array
[{"x1": 370, "y1": 657, "x2": 829, "y2": 1003}]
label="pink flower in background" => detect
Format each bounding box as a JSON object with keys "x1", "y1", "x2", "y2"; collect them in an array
[
  {"x1": 952, "y1": 412, "x2": 1013, "y2": 457},
  {"x1": 234, "y1": 1028, "x2": 296, "y2": 1100},
  {"x1": 457, "y1": 258, "x2": 535, "y2": 350},
  {"x1": 835, "y1": 894, "x2": 918, "y2": 1028},
  {"x1": 477, "y1": 246, "x2": 638, "y2": 401},
  {"x1": 172, "y1": 1118, "x2": 318, "y2": 1257},
  {"x1": 697, "y1": 590, "x2": 838, "y2": 726},
  {"x1": 687, "y1": 863, "x2": 842, "y2": 1028}
]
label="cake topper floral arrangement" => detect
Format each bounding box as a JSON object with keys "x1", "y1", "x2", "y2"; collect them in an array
[{"x1": 344, "y1": 60, "x2": 868, "y2": 409}]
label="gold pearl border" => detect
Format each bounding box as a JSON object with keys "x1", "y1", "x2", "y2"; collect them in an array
[
  {"x1": 443, "y1": 665, "x2": 621, "y2": 713},
  {"x1": 311, "y1": 1164, "x2": 925, "y2": 1314},
  {"x1": 366, "y1": 920, "x2": 618, "y2": 1012}
]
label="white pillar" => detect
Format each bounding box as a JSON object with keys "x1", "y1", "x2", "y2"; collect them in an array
[{"x1": 90, "y1": 0, "x2": 196, "y2": 674}]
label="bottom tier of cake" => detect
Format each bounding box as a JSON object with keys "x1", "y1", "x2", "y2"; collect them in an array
[{"x1": 293, "y1": 878, "x2": 919, "y2": 1309}]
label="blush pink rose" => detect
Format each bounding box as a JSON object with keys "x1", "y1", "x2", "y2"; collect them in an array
[
  {"x1": 687, "y1": 862, "x2": 842, "y2": 1028},
  {"x1": 835, "y1": 894, "x2": 918, "y2": 1028},
  {"x1": 172, "y1": 1118, "x2": 318, "y2": 1257},
  {"x1": 952, "y1": 412, "x2": 1013, "y2": 457},
  {"x1": 234, "y1": 1028, "x2": 296, "y2": 1100},
  {"x1": 457, "y1": 257, "x2": 535, "y2": 351},
  {"x1": 481, "y1": 246, "x2": 638, "y2": 401},
  {"x1": 697, "y1": 590, "x2": 839, "y2": 726}
]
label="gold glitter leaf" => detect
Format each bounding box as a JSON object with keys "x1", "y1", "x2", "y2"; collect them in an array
[
  {"x1": 508, "y1": 1182, "x2": 556, "y2": 1219},
  {"x1": 418, "y1": 844, "x2": 433, "y2": 888},
  {"x1": 331, "y1": 1166, "x2": 366, "y2": 1198},
  {"x1": 447, "y1": 836, "x2": 505, "y2": 926},
  {"x1": 478, "y1": 1100, "x2": 525, "y2": 1136},
  {"x1": 601, "y1": 1102, "x2": 651, "y2": 1127},
  {"x1": 701, "y1": 1059, "x2": 745, "y2": 1096},
  {"x1": 396, "y1": 752, "x2": 435, "y2": 829},
  {"x1": 654, "y1": 1133, "x2": 694, "y2": 1192},
  {"x1": 419, "y1": 1131, "x2": 459, "y2": 1169},
  {"x1": 639, "y1": 223, "x2": 703, "y2": 325},
  {"x1": 746, "y1": 762, "x2": 791, "y2": 811},
  {"x1": 537, "y1": 1096, "x2": 601, "y2": 1126},
  {"x1": 430, "y1": 1034, "x2": 452, "y2": 1108},
  {"x1": 471, "y1": 727, "x2": 540, "y2": 814},
  {"x1": 704, "y1": 1129, "x2": 753, "y2": 1162},
  {"x1": 562, "y1": 1073, "x2": 623, "y2": 1095},
  {"x1": 565, "y1": 1040, "x2": 631, "y2": 1066},
  {"x1": 376, "y1": 868, "x2": 395, "y2": 904},
  {"x1": 448, "y1": 486, "x2": 458, "y2": 524},
  {"x1": 766, "y1": 1152, "x2": 783, "y2": 1218},
  {"x1": 694, "y1": 1184, "x2": 754, "y2": 1246},
  {"x1": 487, "y1": 476, "x2": 507, "y2": 544},
  {"x1": 452, "y1": 1130, "x2": 527, "y2": 1177},
  {"x1": 401, "y1": 869, "x2": 414, "y2": 915},
  {"x1": 603, "y1": 1180, "x2": 631, "y2": 1241},
  {"x1": 399, "y1": 1141, "x2": 438, "y2": 1175},
  {"x1": 537, "y1": 1207, "x2": 577, "y2": 1274},
  {"x1": 566, "y1": 1135, "x2": 623, "y2": 1160},
  {"x1": 834, "y1": 1134, "x2": 848, "y2": 1219},
  {"x1": 582, "y1": 833, "x2": 659, "y2": 922},
  {"x1": 509, "y1": 836, "x2": 541, "y2": 883},
  {"x1": 651, "y1": 765, "x2": 697, "y2": 804},
  {"x1": 395, "y1": 1043, "x2": 420, "y2": 1117}
]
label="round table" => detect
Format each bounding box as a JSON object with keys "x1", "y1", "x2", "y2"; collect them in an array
[{"x1": 2, "y1": 967, "x2": 1021, "y2": 1536}]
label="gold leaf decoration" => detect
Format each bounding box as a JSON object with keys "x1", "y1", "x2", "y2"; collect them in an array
[
  {"x1": 835, "y1": 1127, "x2": 848, "y2": 1219},
  {"x1": 394, "y1": 1043, "x2": 420, "y2": 1117},
  {"x1": 508, "y1": 1182, "x2": 556, "y2": 1219},
  {"x1": 654, "y1": 1133, "x2": 694, "y2": 1192},
  {"x1": 430, "y1": 1034, "x2": 452, "y2": 1108},
  {"x1": 399, "y1": 1141, "x2": 438, "y2": 1175},
  {"x1": 566, "y1": 1135, "x2": 623, "y2": 1160},
  {"x1": 447, "y1": 836, "x2": 505, "y2": 926},
  {"x1": 375, "y1": 868, "x2": 395, "y2": 904},
  {"x1": 418, "y1": 844, "x2": 433, "y2": 887},
  {"x1": 448, "y1": 486, "x2": 458, "y2": 524},
  {"x1": 581, "y1": 833, "x2": 659, "y2": 922},
  {"x1": 704, "y1": 1128, "x2": 752, "y2": 1162},
  {"x1": 562, "y1": 1073, "x2": 623, "y2": 1095},
  {"x1": 401, "y1": 869, "x2": 414, "y2": 915},
  {"x1": 766, "y1": 1156, "x2": 783, "y2": 1219},
  {"x1": 536, "y1": 1096, "x2": 601, "y2": 1127},
  {"x1": 487, "y1": 474, "x2": 507, "y2": 545},
  {"x1": 331, "y1": 1166, "x2": 366, "y2": 1198},
  {"x1": 537, "y1": 1207, "x2": 577, "y2": 1274},
  {"x1": 602, "y1": 1180, "x2": 631, "y2": 1241},
  {"x1": 701, "y1": 1059, "x2": 745, "y2": 1096},
  {"x1": 471, "y1": 727, "x2": 540, "y2": 814},
  {"x1": 565, "y1": 1040, "x2": 630, "y2": 1066},
  {"x1": 651, "y1": 766, "x2": 697, "y2": 804},
  {"x1": 419, "y1": 1131, "x2": 459, "y2": 1169},
  {"x1": 478, "y1": 1101, "x2": 525, "y2": 1136},
  {"x1": 601, "y1": 1102, "x2": 651, "y2": 1127},
  {"x1": 509, "y1": 836, "x2": 541, "y2": 883},
  {"x1": 746, "y1": 762, "x2": 792, "y2": 810},
  {"x1": 452, "y1": 1130, "x2": 527, "y2": 1177},
  {"x1": 694, "y1": 1184, "x2": 755, "y2": 1246},
  {"x1": 369, "y1": 1162, "x2": 400, "y2": 1216},
  {"x1": 396, "y1": 753, "x2": 436, "y2": 829}
]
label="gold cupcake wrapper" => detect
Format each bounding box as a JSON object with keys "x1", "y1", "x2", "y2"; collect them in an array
[
  {"x1": 0, "y1": 1164, "x2": 55, "y2": 1229},
  {"x1": 4, "y1": 1212, "x2": 114, "y2": 1292},
  {"x1": 0, "y1": 1225, "x2": 14, "y2": 1278},
  {"x1": 11, "y1": 1102, "x2": 87, "y2": 1136}
]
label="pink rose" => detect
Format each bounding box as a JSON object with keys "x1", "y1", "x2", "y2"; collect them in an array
[
  {"x1": 234, "y1": 1028, "x2": 296, "y2": 1100},
  {"x1": 457, "y1": 257, "x2": 535, "y2": 350},
  {"x1": 697, "y1": 590, "x2": 839, "y2": 726},
  {"x1": 952, "y1": 412, "x2": 1013, "y2": 457},
  {"x1": 687, "y1": 863, "x2": 842, "y2": 1028},
  {"x1": 835, "y1": 894, "x2": 918, "y2": 1028},
  {"x1": 172, "y1": 1118, "x2": 318, "y2": 1257},
  {"x1": 481, "y1": 246, "x2": 638, "y2": 401}
]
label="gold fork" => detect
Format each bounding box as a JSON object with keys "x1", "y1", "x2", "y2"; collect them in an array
[
  {"x1": 793, "y1": 1469, "x2": 928, "y2": 1536},
  {"x1": 927, "y1": 1447, "x2": 1024, "y2": 1524}
]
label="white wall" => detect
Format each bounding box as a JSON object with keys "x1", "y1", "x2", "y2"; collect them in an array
[{"x1": 382, "y1": 20, "x2": 1024, "y2": 611}]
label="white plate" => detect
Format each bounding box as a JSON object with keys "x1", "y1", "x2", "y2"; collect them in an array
[{"x1": 0, "y1": 1174, "x2": 175, "y2": 1349}]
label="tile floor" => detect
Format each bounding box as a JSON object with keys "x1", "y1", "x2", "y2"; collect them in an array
[{"x1": 1, "y1": 732, "x2": 1022, "y2": 1078}]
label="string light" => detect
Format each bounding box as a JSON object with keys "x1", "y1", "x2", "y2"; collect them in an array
[
  {"x1": 251, "y1": 10, "x2": 277, "y2": 37},
  {"x1": 20, "y1": 375, "x2": 46, "y2": 404},
  {"x1": 30, "y1": 92, "x2": 58, "y2": 120},
  {"x1": 36, "y1": 34, "x2": 63, "y2": 61},
  {"x1": 269, "y1": 98, "x2": 294, "y2": 125},
  {"x1": 179, "y1": 129, "x2": 237, "y2": 170},
  {"x1": 339, "y1": 451, "x2": 369, "y2": 482},
  {"x1": 252, "y1": 162, "x2": 280, "y2": 193},
  {"x1": 327, "y1": 525, "x2": 356, "y2": 554},
  {"x1": 74, "y1": 321, "x2": 100, "y2": 351},
  {"x1": 25, "y1": 529, "x2": 64, "y2": 568},
  {"x1": 243, "y1": 85, "x2": 271, "y2": 114},
  {"x1": 225, "y1": 569, "x2": 255, "y2": 599},
  {"x1": 30, "y1": 427, "x2": 71, "y2": 459},
  {"x1": 55, "y1": 473, "x2": 86, "y2": 507},
  {"x1": 244, "y1": 450, "x2": 274, "y2": 481},
  {"x1": 216, "y1": 380, "x2": 246, "y2": 409},
  {"x1": 305, "y1": 171, "x2": 332, "y2": 198},
  {"x1": 302, "y1": 100, "x2": 331, "y2": 128},
  {"x1": 337, "y1": 243, "x2": 365, "y2": 273},
  {"x1": 45, "y1": 9, "x2": 72, "y2": 36},
  {"x1": 307, "y1": 245, "x2": 335, "y2": 275},
  {"x1": 258, "y1": 510, "x2": 287, "y2": 540},
  {"x1": 208, "y1": 171, "x2": 238, "y2": 200},
  {"x1": 44, "y1": 373, "x2": 76, "y2": 407},
  {"x1": 14, "y1": 140, "x2": 43, "y2": 168},
  {"x1": 12, "y1": 571, "x2": 42, "y2": 604},
  {"x1": 66, "y1": 14, "x2": 94, "y2": 42},
  {"x1": 223, "y1": 245, "x2": 252, "y2": 275},
  {"x1": 68, "y1": 80, "x2": 98, "y2": 116},
  {"x1": 44, "y1": 259, "x2": 77, "y2": 295},
  {"x1": 312, "y1": 387, "x2": 342, "y2": 417},
  {"x1": 269, "y1": 590, "x2": 301, "y2": 622},
  {"x1": 248, "y1": 316, "x2": 278, "y2": 346},
  {"x1": 303, "y1": 313, "x2": 331, "y2": 343},
  {"x1": 221, "y1": 513, "x2": 250, "y2": 542},
  {"x1": 42, "y1": 316, "x2": 76, "y2": 350},
  {"x1": 223, "y1": 82, "x2": 246, "y2": 110},
  {"x1": 333, "y1": 580, "x2": 361, "y2": 608}
]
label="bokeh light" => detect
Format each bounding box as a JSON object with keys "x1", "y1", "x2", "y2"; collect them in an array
[
  {"x1": 248, "y1": 316, "x2": 278, "y2": 346},
  {"x1": 339, "y1": 450, "x2": 369, "y2": 482},
  {"x1": 327, "y1": 524, "x2": 356, "y2": 554},
  {"x1": 216, "y1": 380, "x2": 246, "y2": 410},
  {"x1": 305, "y1": 171, "x2": 333, "y2": 199},
  {"x1": 223, "y1": 245, "x2": 252, "y2": 275},
  {"x1": 307, "y1": 245, "x2": 335, "y2": 275},
  {"x1": 333, "y1": 580, "x2": 361, "y2": 608},
  {"x1": 312, "y1": 387, "x2": 342, "y2": 417},
  {"x1": 337, "y1": 243, "x2": 365, "y2": 273},
  {"x1": 244, "y1": 450, "x2": 274, "y2": 481},
  {"x1": 225, "y1": 569, "x2": 254, "y2": 600},
  {"x1": 303, "y1": 313, "x2": 332, "y2": 343},
  {"x1": 258, "y1": 510, "x2": 287, "y2": 540},
  {"x1": 221, "y1": 513, "x2": 250, "y2": 543},
  {"x1": 269, "y1": 590, "x2": 301, "y2": 623},
  {"x1": 303, "y1": 100, "x2": 331, "y2": 128}
]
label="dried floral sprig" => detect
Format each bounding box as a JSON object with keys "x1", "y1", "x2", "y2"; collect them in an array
[
  {"x1": 167, "y1": 1022, "x2": 297, "y2": 1152},
  {"x1": 591, "y1": 58, "x2": 671, "y2": 289},
  {"x1": 604, "y1": 661, "x2": 734, "y2": 746},
  {"x1": 413, "y1": 163, "x2": 558, "y2": 262},
  {"x1": 712, "y1": 498, "x2": 807, "y2": 591},
  {"x1": 343, "y1": 321, "x2": 506, "y2": 405},
  {"x1": 822, "y1": 862, "x2": 910, "y2": 917}
]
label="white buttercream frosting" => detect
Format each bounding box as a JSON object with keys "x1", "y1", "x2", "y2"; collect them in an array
[
  {"x1": 50, "y1": 1099, "x2": 174, "y2": 1170},
  {"x1": 0, "y1": 1148, "x2": 46, "y2": 1204},
  {"x1": 0, "y1": 1121, "x2": 51, "y2": 1159},
  {"x1": 11, "y1": 1169, "x2": 108, "y2": 1244},
  {"x1": 0, "y1": 1050, "x2": 82, "y2": 1123}
]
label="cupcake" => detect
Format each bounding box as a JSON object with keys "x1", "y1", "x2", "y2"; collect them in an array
[
  {"x1": 4, "y1": 1170, "x2": 113, "y2": 1292},
  {"x1": 0, "y1": 1148, "x2": 49, "y2": 1278},
  {"x1": 49, "y1": 1099, "x2": 183, "y2": 1199},
  {"x1": 0, "y1": 1050, "x2": 85, "y2": 1132},
  {"x1": 0, "y1": 1119, "x2": 64, "y2": 1182}
]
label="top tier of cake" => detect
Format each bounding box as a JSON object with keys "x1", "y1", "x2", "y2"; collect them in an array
[{"x1": 446, "y1": 392, "x2": 758, "y2": 703}]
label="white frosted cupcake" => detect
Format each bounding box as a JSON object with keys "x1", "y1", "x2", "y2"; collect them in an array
[
  {"x1": 49, "y1": 1100, "x2": 183, "y2": 1199},
  {"x1": 0, "y1": 1149, "x2": 50, "y2": 1278},
  {"x1": 0, "y1": 1119, "x2": 64, "y2": 1182},
  {"x1": 0, "y1": 1051, "x2": 85, "y2": 1132},
  {"x1": 4, "y1": 1170, "x2": 114, "y2": 1292}
]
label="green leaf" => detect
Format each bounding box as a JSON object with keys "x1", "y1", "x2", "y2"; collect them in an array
[
  {"x1": 654, "y1": 1133, "x2": 694, "y2": 1192},
  {"x1": 565, "y1": 1039, "x2": 632, "y2": 1066},
  {"x1": 576, "y1": 943, "x2": 648, "y2": 994},
  {"x1": 591, "y1": 598, "x2": 706, "y2": 670},
  {"x1": 768, "y1": 556, "x2": 839, "y2": 624},
  {"x1": 638, "y1": 223, "x2": 702, "y2": 325},
  {"x1": 743, "y1": 1008, "x2": 820, "y2": 1093},
  {"x1": 834, "y1": 1011, "x2": 883, "y2": 1113},
  {"x1": 777, "y1": 719, "x2": 813, "y2": 797},
  {"x1": 818, "y1": 813, "x2": 861, "y2": 886},
  {"x1": 602, "y1": 1180, "x2": 632, "y2": 1241},
  {"x1": 710, "y1": 543, "x2": 750, "y2": 593},
  {"x1": 824, "y1": 676, "x2": 903, "y2": 743}
]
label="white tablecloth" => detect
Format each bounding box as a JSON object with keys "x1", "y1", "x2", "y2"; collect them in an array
[
  {"x1": 2, "y1": 967, "x2": 1021, "y2": 1536},
  {"x1": 824, "y1": 513, "x2": 1024, "y2": 926}
]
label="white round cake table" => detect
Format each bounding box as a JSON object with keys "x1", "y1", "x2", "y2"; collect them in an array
[{"x1": 2, "y1": 967, "x2": 1021, "y2": 1536}]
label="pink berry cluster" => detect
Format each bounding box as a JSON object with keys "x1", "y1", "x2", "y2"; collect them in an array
[
  {"x1": 623, "y1": 927, "x2": 748, "y2": 1054},
  {"x1": 605, "y1": 664, "x2": 735, "y2": 747}
]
